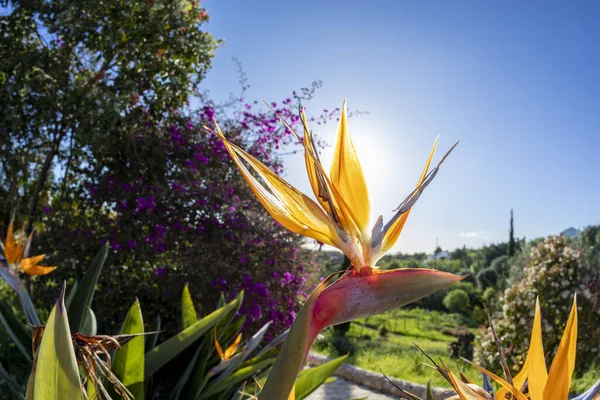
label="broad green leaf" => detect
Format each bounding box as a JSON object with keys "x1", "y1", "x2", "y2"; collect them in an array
[
  {"x1": 259, "y1": 276, "x2": 334, "y2": 400},
  {"x1": 25, "y1": 360, "x2": 36, "y2": 400},
  {"x1": 182, "y1": 283, "x2": 198, "y2": 329},
  {"x1": 80, "y1": 307, "x2": 97, "y2": 336},
  {"x1": 0, "y1": 299, "x2": 32, "y2": 362},
  {"x1": 145, "y1": 292, "x2": 243, "y2": 378},
  {"x1": 33, "y1": 283, "x2": 82, "y2": 400},
  {"x1": 294, "y1": 355, "x2": 347, "y2": 400},
  {"x1": 112, "y1": 299, "x2": 145, "y2": 400},
  {"x1": 198, "y1": 358, "x2": 276, "y2": 399},
  {"x1": 68, "y1": 243, "x2": 108, "y2": 332}
]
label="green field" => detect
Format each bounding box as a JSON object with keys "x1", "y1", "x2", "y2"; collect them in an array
[{"x1": 311, "y1": 308, "x2": 480, "y2": 388}]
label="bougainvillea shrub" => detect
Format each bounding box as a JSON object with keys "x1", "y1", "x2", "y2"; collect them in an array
[{"x1": 475, "y1": 235, "x2": 600, "y2": 372}]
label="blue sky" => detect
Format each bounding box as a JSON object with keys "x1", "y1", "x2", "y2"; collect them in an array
[{"x1": 200, "y1": 1, "x2": 600, "y2": 254}]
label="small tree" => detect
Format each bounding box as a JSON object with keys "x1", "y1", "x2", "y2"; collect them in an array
[
  {"x1": 508, "y1": 209, "x2": 516, "y2": 257},
  {"x1": 443, "y1": 289, "x2": 470, "y2": 313}
]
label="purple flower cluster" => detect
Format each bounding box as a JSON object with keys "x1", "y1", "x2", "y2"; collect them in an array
[{"x1": 79, "y1": 81, "x2": 337, "y2": 335}]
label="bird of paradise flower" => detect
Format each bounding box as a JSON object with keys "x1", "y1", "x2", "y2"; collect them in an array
[
  {"x1": 0, "y1": 219, "x2": 56, "y2": 325},
  {"x1": 396, "y1": 297, "x2": 600, "y2": 400},
  {"x1": 206, "y1": 100, "x2": 463, "y2": 399}
]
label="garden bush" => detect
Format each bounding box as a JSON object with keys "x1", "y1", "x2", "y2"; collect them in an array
[
  {"x1": 443, "y1": 289, "x2": 470, "y2": 313},
  {"x1": 476, "y1": 235, "x2": 600, "y2": 372}
]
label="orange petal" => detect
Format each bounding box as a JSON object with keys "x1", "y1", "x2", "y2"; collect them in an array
[
  {"x1": 543, "y1": 297, "x2": 578, "y2": 400},
  {"x1": 214, "y1": 329, "x2": 224, "y2": 359},
  {"x1": 380, "y1": 138, "x2": 438, "y2": 253},
  {"x1": 329, "y1": 100, "x2": 371, "y2": 234},
  {"x1": 20, "y1": 263, "x2": 56, "y2": 276},
  {"x1": 302, "y1": 110, "x2": 331, "y2": 215},
  {"x1": 209, "y1": 122, "x2": 340, "y2": 248},
  {"x1": 224, "y1": 333, "x2": 242, "y2": 360},
  {"x1": 3, "y1": 219, "x2": 19, "y2": 264},
  {"x1": 528, "y1": 298, "x2": 548, "y2": 400}
]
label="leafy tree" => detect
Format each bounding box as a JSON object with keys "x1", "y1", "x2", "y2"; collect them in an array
[
  {"x1": 1, "y1": 0, "x2": 218, "y2": 230},
  {"x1": 443, "y1": 289, "x2": 470, "y2": 313},
  {"x1": 0, "y1": 0, "x2": 347, "y2": 337},
  {"x1": 476, "y1": 267, "x2": 498, "y2": 290}
]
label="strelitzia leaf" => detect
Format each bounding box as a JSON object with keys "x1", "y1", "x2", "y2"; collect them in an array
[
  {"x1": 426, "y1": 381, "x2": 435, "y2": 400},
  {"x1": 144, "y1": 292, "x2": 243, "y2": 378},
  {"x1": 112, "y1": 299, "x2": 145, "y2": 400},
  {"x1": 182, "y1": 283, "x2": 198, "y2": 329},
  {"x1": 145, "y1": 315, "x2": 161, "y2": 352},
  {"x1": 169, "y1": 336, "x2": 207, "y2": 400},
  {"x1": 0, "y1": 299, "x2": 32, "y2": 362},
  {"x1": 33, "y1": 283, "x2": 82, "y2": 400},
  {"x1": 181, "y1": 335, "x2": 212, "y2": 399},
  {"x1": 0, "y1": 361, "x2": 25, "y2": 399},
  {"x1": 68, "y1": 243, "x2": 108, "y2": 332},
  {"x1": 198, "y1": 358, "x2": 276, "y2": 399},
  {"x1": 80, "y1": 307, "x2": 97, "y2": 336},
  {"x1": 65, "y1": 281, "x2": 78, "y2": 310},
  {"x1": 258, "y1": 274, "x2": 335, "y2": 400},
  {"x1": 294, "y1": 354, "x2": 347, "y2": 400}
]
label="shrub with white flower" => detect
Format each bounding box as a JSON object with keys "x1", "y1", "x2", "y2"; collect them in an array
[{"x1": 475, "y1": 235, "x2": 600, "y2": 372}]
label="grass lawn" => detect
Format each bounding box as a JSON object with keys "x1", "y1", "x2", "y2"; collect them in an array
[{"x1": 311, "y1": 308, "x2": 480, "y2": 388}]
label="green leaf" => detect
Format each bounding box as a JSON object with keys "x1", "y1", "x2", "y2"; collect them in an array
[
  {"x1": 0, "y1": 361, "x2": 25, "y2": 399},
  {"x1": 426, "y1": 381, "x2": 434, "y2": 400},
  {"x1": 259, "y1": 275, "x2": 335, "y2": 400},
  {"x1": 65, "y1": 281, "x2": 78, "y2": 310},
  {"x1": 33, "y1": 283, "x2": 82, "y2": 399},
  {"x1": 112, "y1": 299, "x2": 145, "y2": 400},
  {"x1": 145, "y1": 315, "x2": 161, "y2": 352},
  {"x1": 145, "y1": 291, "x2": 243, "y2": 378},
  {"x1": 181, "y1": 283, "x2": 198, "y2": 329},
  {"x1": 294, "y1": 355, "x2": 347, "y2": 400},
  {"x1": 181, "y1": 335, "x2": 212, "y2": 399},
  {"x1": 68, "y1": 243, "x2": 108, "y2": 332},
  {"x1": 169, "y1": 336, "x2": 208, "y2": 400},
  {"x1": 80, "y1": 307, "x2": 97, "y2": 336},
  {"x1": 198, "y1": 358, "x2": 275, "y2": 399},
  {"x1": 0, "y1": 299, "x2": 32, "y2": 363},
  {"x1": 206, "y1": 322, "x2": 271, "y2": 390}
]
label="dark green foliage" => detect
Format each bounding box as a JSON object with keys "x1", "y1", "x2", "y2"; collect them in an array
[
  {"x1": 482, "y1": 287, "x2": 498, "y2": 310},
  {"x1": 476, "y1": 267, "x2": 498, "y2": 290},
  {"x1": 508, "y1": 209, "x2": 516, "y2": 257},
  {"x1": 442, "y1": 289, "x2": 470, "y2": 314},
  {"x1": 490, "y1": 255, "x2": 509, "y2": 275},
  {"x1": 0, "y1": 0, "x2": 217, "y2": 227},
  {"x1": 458, "y1": 270, "x2": 477, "y2": 286}
]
